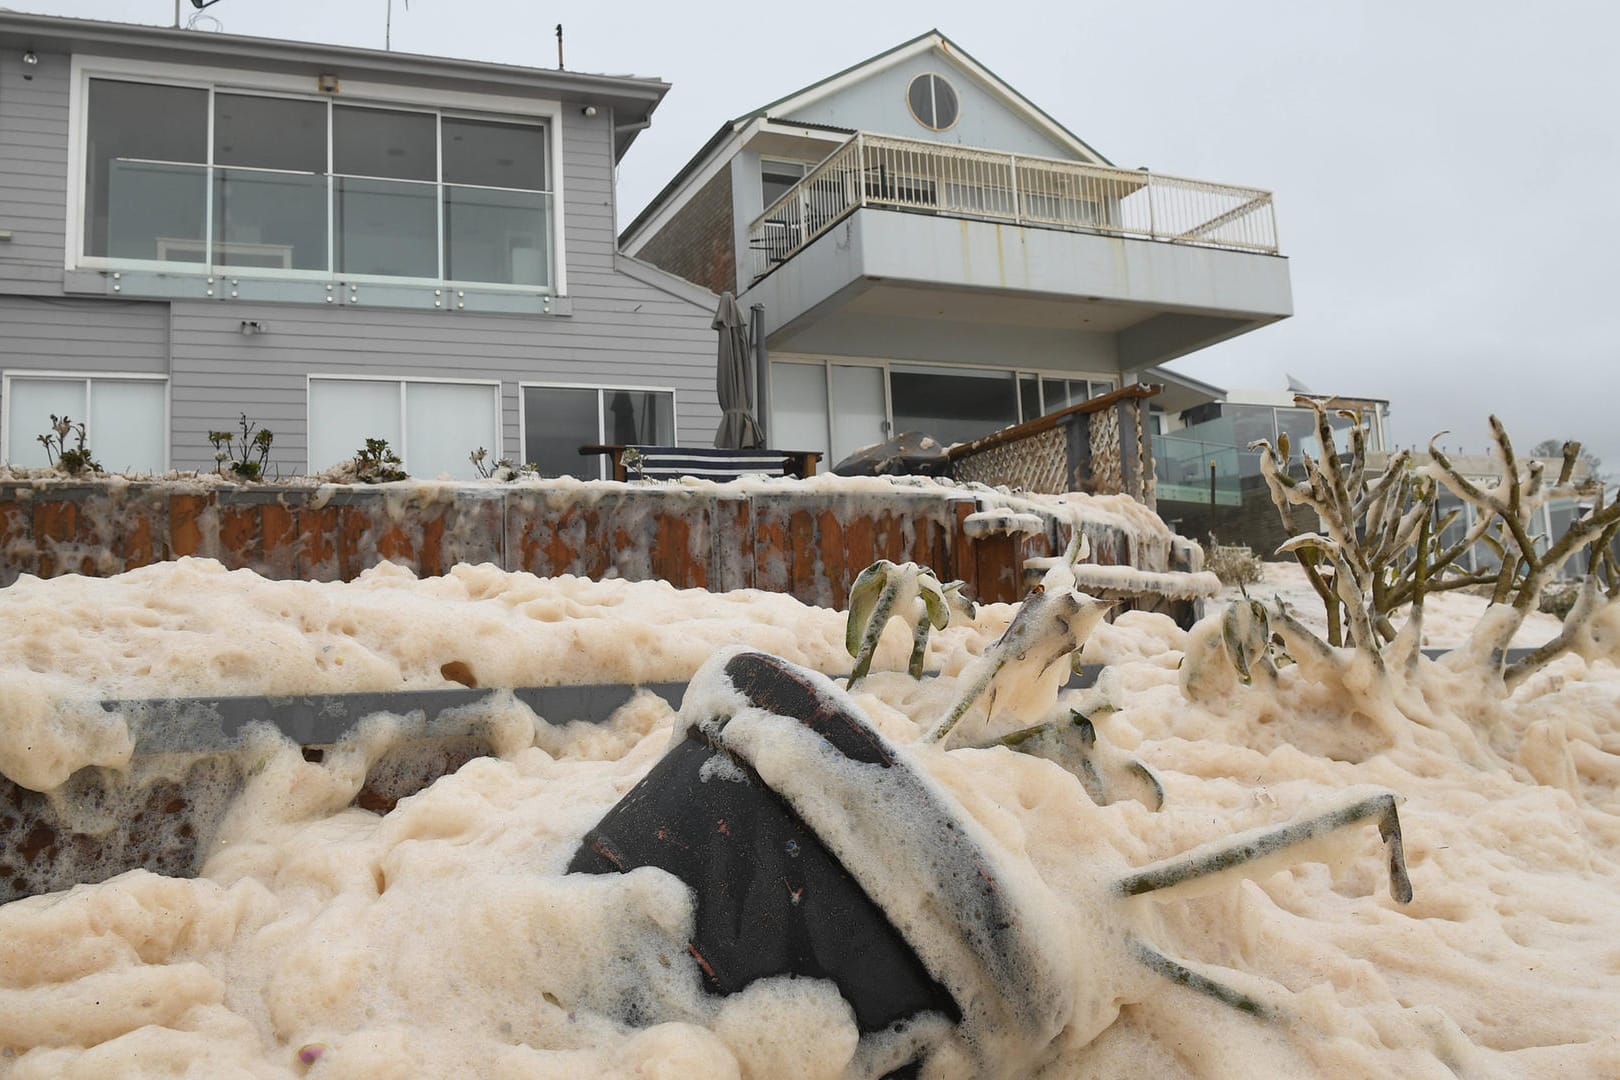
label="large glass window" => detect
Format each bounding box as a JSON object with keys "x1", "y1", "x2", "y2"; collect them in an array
[
  {"x1": 307, "y1": 377, "x2": 499, "y2": 479},
  {"x1": 213, "y1": 93, "x2": 329, "y2": 271},
  {"x1": 82, "y1": 77, "x2": 553, "y2": 288},
  {"x1": 891, "y1": 364, "x2": 1017, "y2": 448},
  {"x1": 522, "y1": 385, "x2": 677, "y2": 479},
  {"x1": 443, "y1": 118, "x2": 552, "y2": 286},
  {"x1": 84, "y1": 80, "x2": 209, "y2": 263},
  {"x1": 4, "y1": 374, "x2": 167, "y2": 471},
  {"x1": 333, "y1": 106, "x2": 439, "y2": 278}
]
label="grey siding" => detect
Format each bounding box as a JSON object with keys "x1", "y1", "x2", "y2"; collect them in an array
[
  {"x1": 168, "y1": 292, "x2": 719, "y2": 473},
  {"x1": 0, "y1": 48, "x2": 70, "y2": 294},
  {"x1": 785, "y1": 51, "x2": 1079, "y2": 160},
  {"x1": 0, "y1": 296, "x2": 168, "y2": 371},
  {"x1": 561, "y1": 107, "x2": 618, "y2": 280}
]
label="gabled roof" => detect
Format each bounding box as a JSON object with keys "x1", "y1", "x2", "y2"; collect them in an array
[
  {"x1": 737, "y1": 29, "x2": 1109, "y2": 164},
  {"x1": 621, "y1": 29, "x2": 1110, "y2": 248}
]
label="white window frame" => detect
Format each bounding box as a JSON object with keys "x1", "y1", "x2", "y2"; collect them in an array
[
  {"x1": 760, "y1": 158, "x2": 810, "y2": 213},
  {"x1": 906, "y1": 72, "x2": 960, "y2": 133},
  {"x1": 67, "y1": 54, "x2": 567, "y2": 296},
  {"x1": 1029, "y1": 372, "x2": 1116, "y2": 417},
  {"x1": 0, "y1": 370, "x2": 172, "y2": 470},
  {"x1": 518, "y1": 380, "x2": 679, "y2": 480},
  {"x1": 305, "y1": 373, "x2": 503, "y2": 476}
]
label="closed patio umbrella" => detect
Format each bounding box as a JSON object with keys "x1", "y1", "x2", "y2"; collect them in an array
[{"x1": 712, "y1": 291, "x2": 764, "y2": 449}]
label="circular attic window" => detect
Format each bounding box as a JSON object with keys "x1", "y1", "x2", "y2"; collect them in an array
[{"x1": 906, "y1": 73, "x2": 959, "y2": 131}]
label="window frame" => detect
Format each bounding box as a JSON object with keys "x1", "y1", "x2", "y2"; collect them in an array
[
  {"x1": 304, "y1": 373, "x2": 503, "y2": 477},
  {"x1": 0, "y1": 370, "x2": 171, "y2": 470},
  {"x1": 768, "y1": 355, "x2": 1116, "y2": 459},
  {"x1": 905, "y1": 72, "x2": 960, "y2": 133},
  {"x1": 518, "y1": 380, "x2": 680, "y2": 480},
  {"x1": 67, "y1": 54, "x2": 567, "y2": 295},
  {"x1": 759, "y1": 158, "x2": 810, "y2": 213}
]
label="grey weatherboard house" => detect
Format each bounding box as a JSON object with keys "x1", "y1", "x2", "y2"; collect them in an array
[
  {"x1": 0, "y1": 12, "x2": 721, "y2": 481},
  {"x1": 622, "y1": 30, "x2": 1295, "y2": 469}
]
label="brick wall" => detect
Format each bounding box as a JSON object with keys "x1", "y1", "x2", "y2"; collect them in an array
[{"x1": 635, "y1": 169, "x2": 737, "y2": 295}]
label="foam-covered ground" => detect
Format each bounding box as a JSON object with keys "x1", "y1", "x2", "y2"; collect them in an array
[{"x1": 2, "y1": 558, "x2": 1618, "y2": 1078}]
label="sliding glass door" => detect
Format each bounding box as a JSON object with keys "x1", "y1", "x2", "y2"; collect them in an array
[{"x1": 829, "y1": 365, "x2": 888, "y2": 464}]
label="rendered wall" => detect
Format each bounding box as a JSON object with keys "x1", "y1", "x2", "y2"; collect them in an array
[{"x1": 0, "y1": 479, "x2": 1183, "y2": 610}]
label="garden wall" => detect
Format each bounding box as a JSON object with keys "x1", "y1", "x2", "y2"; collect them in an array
[{"x1": 0, "y1": 479, "x2": 1188, "y2": 609}]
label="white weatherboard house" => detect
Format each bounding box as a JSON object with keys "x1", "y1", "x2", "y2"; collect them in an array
[
  {"x1": 0, "y1": 13, "x2": 723, "y2": 480},
  {"x1": 622, "y1": 30, "x2": 1294, "y2": 469}
]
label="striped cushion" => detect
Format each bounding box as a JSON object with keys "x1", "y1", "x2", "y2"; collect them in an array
[{"x1": 629, "y1": 446, "x2": 793, "y2": 481}]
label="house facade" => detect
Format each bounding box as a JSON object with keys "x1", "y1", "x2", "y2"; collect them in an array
[
  {"x1": 622, "y1": 30, "x2": 1294, "y2": 469},
  {"x1": 0, "y1": 13, "x2": 721, "y2": 481}
]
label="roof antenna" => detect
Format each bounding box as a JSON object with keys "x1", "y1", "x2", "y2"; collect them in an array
[
  {"x1": 181, "y1": 0, "x2": 225, "y2": 30},
  {"x1": 387, "y1": 0, "x2": 409, "y2": 51},
  {"x1": 556, "y1": 23, "x2": 564, "y2": 69}
]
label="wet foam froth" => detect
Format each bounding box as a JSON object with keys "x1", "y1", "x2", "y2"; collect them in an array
[{"x1": 0, "y1": 560, "x2": 1617, "y2": 1077}]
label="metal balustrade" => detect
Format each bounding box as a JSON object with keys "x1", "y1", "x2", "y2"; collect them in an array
[{"x1": 746, "y1": 132, "x2": 1278, "y2": 283}]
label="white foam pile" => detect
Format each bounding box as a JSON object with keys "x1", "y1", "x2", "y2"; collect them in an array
[{"x1": 2, "y1": 557, "x2": 1619, "y2": 1077}]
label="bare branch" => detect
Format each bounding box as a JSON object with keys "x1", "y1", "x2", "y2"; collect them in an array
[
  {"x1": 1504, "y1": 573, "x2": 1602, "y2": 689},
  {"x1": 1427, "y1": 439, "x2": 1493, "y2": 509},
  {"x1": 1557, "y1": 441, "x2": 1581, "y2": 488}
]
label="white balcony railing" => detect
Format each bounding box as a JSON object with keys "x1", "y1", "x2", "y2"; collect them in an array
[{"x1": 745, "y1": 132, "x2": 1279, "y2": 283}]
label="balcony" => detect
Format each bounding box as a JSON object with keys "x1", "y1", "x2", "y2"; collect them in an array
[
  {"x1": 746, "y1": 133, "x2": 1278, "y2": 284},
  {"x1": 740, "y1": 133, "x2": 1291, "y2": 374}
]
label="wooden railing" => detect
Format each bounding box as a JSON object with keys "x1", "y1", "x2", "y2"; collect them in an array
[{"x1": 747, "y1": 132, "x2": 1278, "y2": 282}]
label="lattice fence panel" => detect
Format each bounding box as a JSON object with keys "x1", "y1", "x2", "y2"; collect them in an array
[
  {"x1": 1088, "y1": 407, "x2": 1123, "y2": 494},
  {"x1": 1134, "y1": 402, "x2": 1157, "y2": 508},
  {"x1": 953, "y1": 426, "x2": 1068, "y2": 493}
]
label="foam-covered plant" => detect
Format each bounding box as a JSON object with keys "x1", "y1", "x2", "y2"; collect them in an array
[
  {"x1": 352, "y1": 438, "x2": 407, "y2": 484},
  {"x1": 926, "y1": 531, "x2": 1114, "y2": 745},
  {"x1": 844, "y1": 560, "x2": 972, "y2": 686},
  {"x1": 621, "y1": 447, "x2": 646, "y2": 480},
  {"x1": 469, "y1": 447, "x2": 539, "y2": 482},
  {"x1": 1235, "y1": 398, "x2": 1619, "y2": 689},
  {"x1": 920, "y1": 532, "x2": 1156, "y2": 805},
  {"x1": 842, "y1": 541, "x2": 1155, "y2": 805},
  {"x1": 1205, "y1": 534, "x2": 1263, "y2": 588},
  {"x1": 208, "y1": 413, "x2": 274, "y2": 481},
  {"x1": 36, "y1": 415, "x2": 100, "y2": 476}
]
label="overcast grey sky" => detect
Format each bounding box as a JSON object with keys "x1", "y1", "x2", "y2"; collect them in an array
[{"x1": 16, "y1": 0, "x2": 1620, "y2": 472}]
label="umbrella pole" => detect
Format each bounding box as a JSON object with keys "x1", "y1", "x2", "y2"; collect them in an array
[{"x1": 751, "y1": 302, "x2": 769, "y2": 445}]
